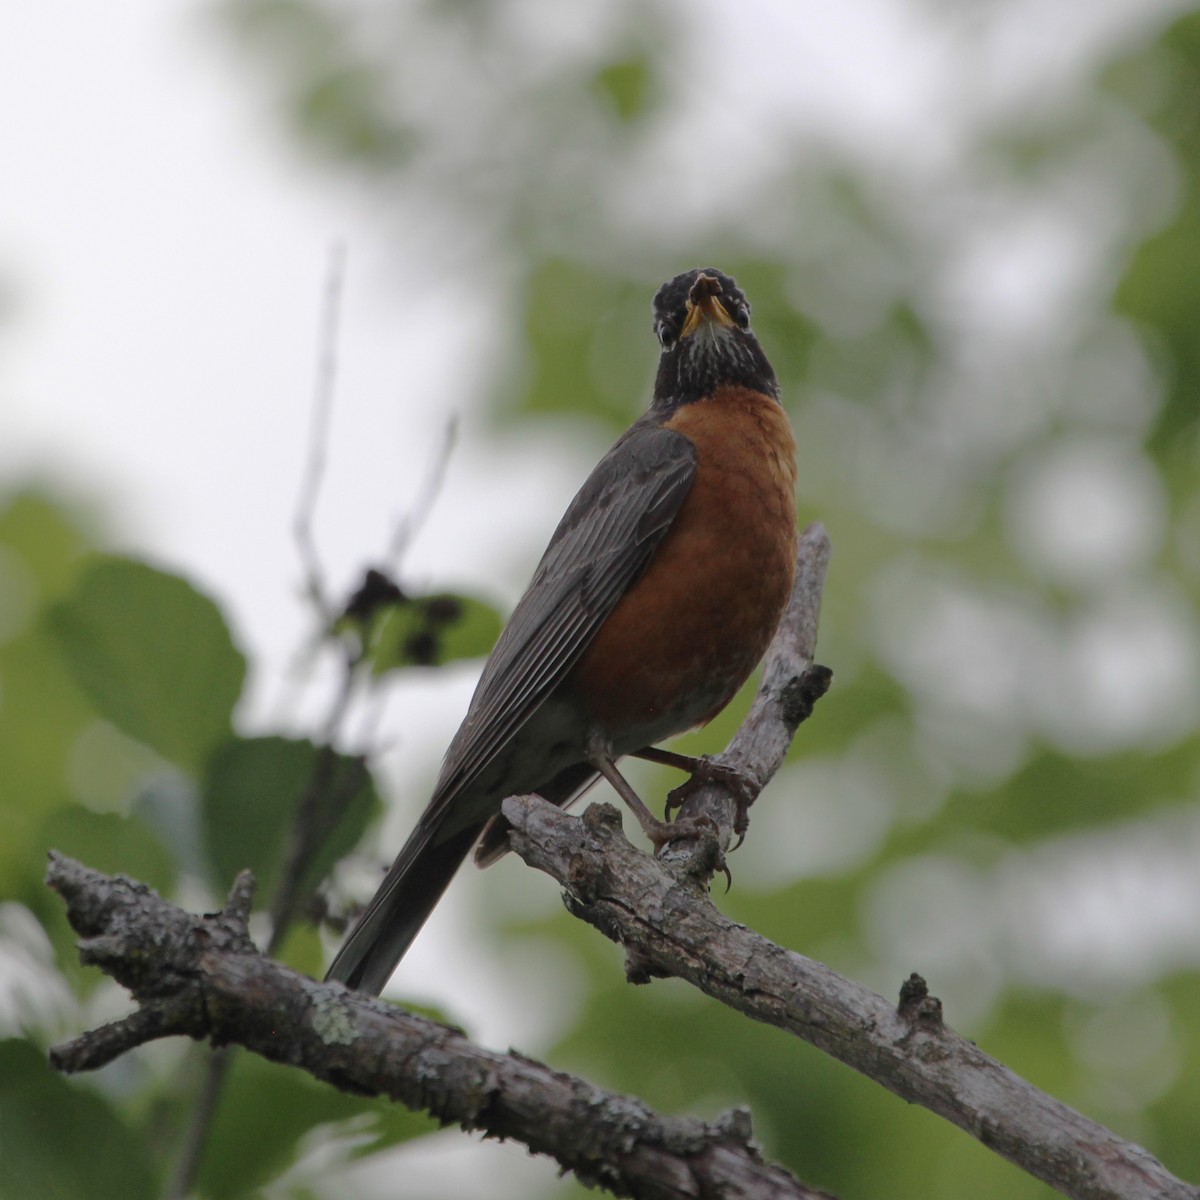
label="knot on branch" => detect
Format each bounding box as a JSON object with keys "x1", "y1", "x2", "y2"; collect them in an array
[
  {"x1": 711, "y1": 1105, "x2": 759, "y2": 1153},
  {"x1": 781, "y1": 663, "x2": 833, "y2": 730},
  {"x1": 897, "y1": 972, "x2": 944, "y2": 1033}
]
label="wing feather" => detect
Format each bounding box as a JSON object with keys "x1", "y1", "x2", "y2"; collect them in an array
[
  {"x1": 325, "y1": 419, "x2": 697, "y2": 991},
  {"x1": 428, "y1": 418, "x2": 697, "y2": 818}
]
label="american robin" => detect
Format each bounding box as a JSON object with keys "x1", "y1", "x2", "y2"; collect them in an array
[{"x1": 327, "y1": 267, "x2": 798, "y2": 994}]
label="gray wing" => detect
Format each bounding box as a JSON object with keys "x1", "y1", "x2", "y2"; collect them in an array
[
  {"x1": 428, "y1": 416, "x2": 697, "y2": 824},
  {"x1": 323, "y1": 418, "x2": 696, "y2": 993}
]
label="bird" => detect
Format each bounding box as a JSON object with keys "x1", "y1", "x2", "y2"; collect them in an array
[{"x1": 326, "y1": 267, "x2": 798, "y2": 995}]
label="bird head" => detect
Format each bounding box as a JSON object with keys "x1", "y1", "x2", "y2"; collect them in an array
[{"x1": 651, "y1": 268, "x2": 779, "y2": 409}]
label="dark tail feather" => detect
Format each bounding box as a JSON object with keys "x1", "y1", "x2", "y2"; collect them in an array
[
  {"x1": 328, "y1": 759, "x2": 604, "y2": 992},
  {"x1": 325, "y1": 821, "x2": 481, "y2": 995}
]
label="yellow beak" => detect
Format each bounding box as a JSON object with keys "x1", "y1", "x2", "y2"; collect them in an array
[{"x1": 680, "y1": 275, "x2": 736, "y2": 339}]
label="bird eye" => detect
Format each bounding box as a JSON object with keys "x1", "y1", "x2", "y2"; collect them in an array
[
  {"x1": 655, "y1": 320, "x2": 677, "y2": 350},
  {"x1": 734, "y1": 303, "x2": 751, "y2": 329}
]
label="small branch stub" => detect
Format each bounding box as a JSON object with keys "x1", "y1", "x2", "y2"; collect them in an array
[{"x1": 897, "y1": 973, "x2": 944, "y2": 1032}]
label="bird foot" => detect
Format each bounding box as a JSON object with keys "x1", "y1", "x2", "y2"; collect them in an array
[
  {"x1": 639, "y1": 810, "x2": 730, "y2": 889},
  {"x1": 664, "y1": 757, "x2": 757, "y2": 849},
  {"x1": 584, "y1": 743, "x2": 730, "y2": 883},
  {"x1": 637, "y1": 810, "x2": 718, "y2": 853}
]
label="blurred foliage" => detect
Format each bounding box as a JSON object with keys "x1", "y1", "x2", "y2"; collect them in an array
[
  {"x1": 6, "y1": 1, "x2": 1200, "y2": 1199},
  {"x1": 335, "y1": 566, "x2": 505, "y2": 672},
  {"x1": 48, "y1": 557, "x2": 246, "y2": 774},
  {"x1": 201, "y1": 736, "x2": 380, "y2": 901},
  {"x1": 0, "y1": 1039, "x2": 157, "y2": 1200},
  {"x1": 193, "y1": 1053, "x2": 435, "y2": 1198},
  {"x1": 0, "y1": 489, "x2": 439, "y2": 1195},
  {"x1": 1112, "y1": 12, "x2": 1200, "y2": 460},
  {"x1": 365, "y1": 591, "x2": 503, "y2": 673}
]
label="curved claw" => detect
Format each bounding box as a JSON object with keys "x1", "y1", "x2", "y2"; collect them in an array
[{"x1": 665, "y1": 756, "x2": 757, "y2": 845}]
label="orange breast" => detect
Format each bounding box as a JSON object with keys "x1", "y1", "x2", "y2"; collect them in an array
[{"x1": 565, "y1": 385, "x2": 797, "y2": 749}]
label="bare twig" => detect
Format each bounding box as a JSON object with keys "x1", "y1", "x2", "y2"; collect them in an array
[
  {"x1": 266, "y1": 745, "x2": 367, "y2": 956},
  {"x1": 47, "y1": 853, "x2": 834, "y2": 1200},
  {"x1": 168, "y1": 244, "x2": 353, "y2": 1200},
  {"x1": 384, "y1": 413, "x2": 459, "y2": 566},
  {"x1": 159, "y1": 873, "x2": 257, "y2": 1199},
  {"x1": 293, "y1": 241, "x2": 349, "y2": 623},
  {"x1": 161, "y1": 1048, "x2": 234, "y2": 1200}
]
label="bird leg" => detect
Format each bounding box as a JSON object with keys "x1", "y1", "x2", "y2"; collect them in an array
[
  {"x1": 585, "y1": 738, "x2": 715, "y2": 853},
  {"x1": 630, "y1": 746, "x2": 699, "y2": 773},
  {"x1": 633, "y1": 747, "x2": 757, "y2": 846}
]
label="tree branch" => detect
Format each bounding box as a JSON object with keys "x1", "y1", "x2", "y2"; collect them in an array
[
  {"x1": 45, "y1": 521, "x2": 1193, "y2": 1200},
  {"x1": 46, "y1": 853, "x2": 833, "y2": 1200},
  {"x1": 492, "y1": 520, "x2": 1193, "y2": 1200},
  {"x1": 503, "y1": 797, "x2": 1195, "y2": 1200}
]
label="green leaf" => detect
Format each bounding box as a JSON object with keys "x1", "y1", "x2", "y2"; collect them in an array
[
  {"x1": 46, "y1": 557, "x2": 246, "y2": 774},
  {"x1": 592, "y1": 56, "x2": 653, "y2": 122},
  {"x1": 0, "y1": 494, "x2": 102, "y2": 887},
  {"x1": 269, "y1": 920, "x2": 326, "y2": 978},
  {"x1": 195, "y1": 1050, "x2": 434, "y2": 1199},
  {"x1": 517, "y1": 259, "x2": 653, "y2": 430},
  {"x1": 1109, "y1": 11, "x2": 1200, "y2": 456},
  {"x1": 0, "y1": 489, "x2": 93, "y2": 600},
  {"x1": 367, "y1": 592, "x2": 502, "y2": 674},
  {"x1": 0, "y1": 1039, "x2": 156, "y2": 1200},
  {"x1": 299, "y1": 64, "x2": 411, "y2": 166},
  {"x1": 201, "y1": 736, "x2": 381, "y2": 901},
  {"x1": 0, "y1": 631, "x2": 95, "y2": 887}
]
